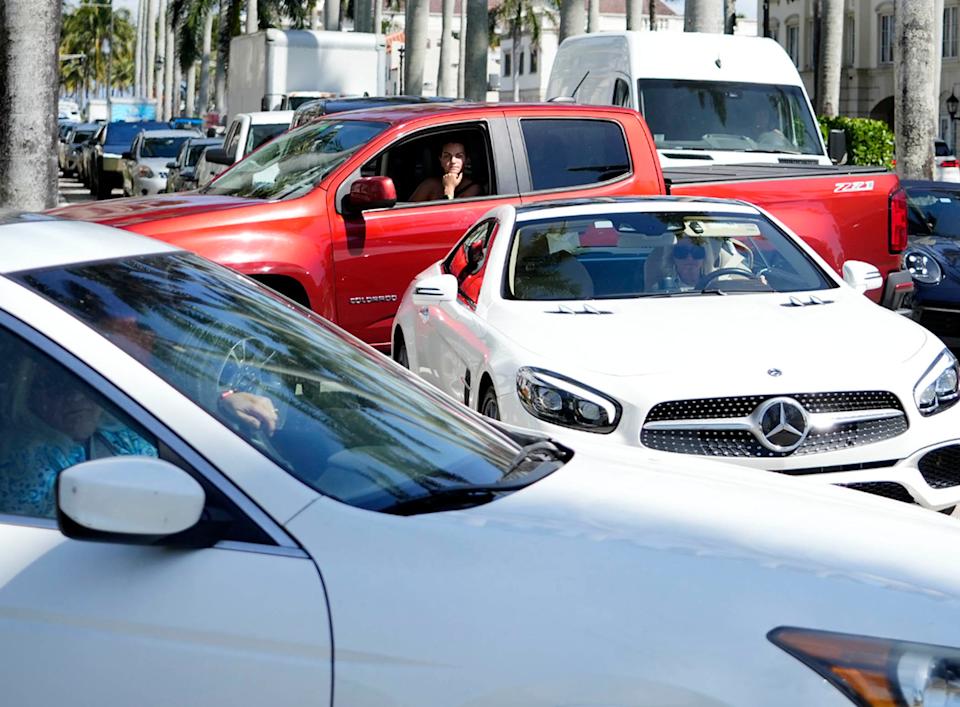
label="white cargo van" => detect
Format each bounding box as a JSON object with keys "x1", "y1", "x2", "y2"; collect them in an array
[
  {"x1": 228, "y1": 29, "x2": 386, "y2": 115},
  {"x1": 547, "y1": 32, "x2": 835, "y2": 167}
]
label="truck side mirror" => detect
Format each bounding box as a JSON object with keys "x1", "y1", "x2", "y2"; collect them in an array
[
  {"x1": 204, "y1": 147, "x2": 235, "y2": 166},
  {"x1": 828, "y1": 129, "x2": 847, "y2": 164},
  {"x1": 346, "y1": 176, "x2": 397, "y2": 214},
  {"x1": 121, "y1": 151, "x2": 133, "y2": 160},
  {"x1": 166, "y1": 161, "x2": 177, "y2": 169}
]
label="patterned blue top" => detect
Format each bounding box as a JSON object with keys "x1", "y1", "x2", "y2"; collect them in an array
[{"x1": 0, "y1": 416, "x2": 157, "y2": 519}]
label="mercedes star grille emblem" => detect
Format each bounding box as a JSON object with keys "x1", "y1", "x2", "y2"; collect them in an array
[
  {"x1": 755, "y1": 397, "x2": 809, "y2": 453},
  {"x1": 767, "y1": 368, "x2": 782, "y2": 377}
]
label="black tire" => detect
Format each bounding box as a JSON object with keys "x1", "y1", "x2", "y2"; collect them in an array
[
  {"x1": 479, "y1": 385, "x2": 500, "y2": 421},
  {"x1": 393, "y1": 338, "x2": 409, "y2": 369},
  {"x1": 94, "y1": 169, "x2": 112, "y2": 199}
]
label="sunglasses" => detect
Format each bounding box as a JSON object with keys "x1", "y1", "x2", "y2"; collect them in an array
[{"x1": 673, "y1": 243, "x2": 706, "y2": 260}]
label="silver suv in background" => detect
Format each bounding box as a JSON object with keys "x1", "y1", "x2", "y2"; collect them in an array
[{"x1": 121, "y1": 129, "x2": 200, "y2": 196}]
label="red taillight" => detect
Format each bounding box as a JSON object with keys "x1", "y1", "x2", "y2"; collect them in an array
[
  {"x1": 942, "y1": 159, "x2": 960, "y2": 168},
  {"x1": 889, "y1": 186, "x2": 908, "y2": 254}
]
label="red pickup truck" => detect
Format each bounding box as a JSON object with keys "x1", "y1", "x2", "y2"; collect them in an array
[{"x1": 51, "y1": 103, "x2": 910, "y2": 351}]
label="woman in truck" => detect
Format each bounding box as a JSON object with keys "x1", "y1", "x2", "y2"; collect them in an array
[{"x1": 410, "y1": 140, "x2": 483, "y2": 202}]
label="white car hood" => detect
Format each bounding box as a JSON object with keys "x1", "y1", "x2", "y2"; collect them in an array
[
  {"x1": 488, "y1": 291, "x2": 929, "y2": 379},
  {"x1": 141, "y1": 157, "x2": 172, "y2": 172}
]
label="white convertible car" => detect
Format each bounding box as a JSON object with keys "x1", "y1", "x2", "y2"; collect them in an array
[{"x1": 393, "y1": 197, "x2": 960, "y2": 511}]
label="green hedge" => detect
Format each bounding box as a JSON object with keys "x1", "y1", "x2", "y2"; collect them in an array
[{"x1": 818, "y1": 116, "x2": 895, "y2": 168}]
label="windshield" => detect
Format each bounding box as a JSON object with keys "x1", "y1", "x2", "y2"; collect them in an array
[
  {"x1": 906, "y1": 186, "x2": 960, "y2": 239},
  {"x1": 637, "y1": 79, "x2": 823, "y2": 156},
  {"x1": 19, "y1": 253, "x2": 530, "y2": 513},
  {"x1": 105, "y1": 121, "x2": 168, "y2": 149},
  {"x1": 71, "y1": 130, "x2": 95, "y2": 144},
  {"x1": 202, "y1": 118, "x2": 388, "y2": 201},
  {"x1": 142, "y1": 136, "x2": 190, "y2": 159},
  {"x1": 244, "y1": 123, "x2": 290, "y2": 156},
  {"x1": 506, "y1": 210, "x2": 836, "y2": 299},
  {"x1": 187, "y1": 142, "x2": 216, "y2": 166}
]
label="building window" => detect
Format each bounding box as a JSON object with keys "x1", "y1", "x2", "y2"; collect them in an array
[
  {"x1": 944, "y1": 6, "x2": 958, "y2": 58},
  {"x1": 519, "y1": 51, "x2": 525, "y2": 75},
  {"x1": 504, "y1": 51, "x2": 512, "y2": 77},
  {"x1": 843, "y1": 16, "x2": 855, "y2": 66},
  {"x1": 530, "y1": 49, "x2": 538, "y2": 74},
  {"x1": 879, "y1": 13, "x2": 894, "y2": 64},
  {"x1": 786, "y1": 24, "x2": 799, "y2": 66}
]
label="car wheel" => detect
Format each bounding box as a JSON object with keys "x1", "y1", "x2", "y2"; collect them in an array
[
  {"x1": 95, "y1": 171, "x2": 111, "y2": 199},
  {"x1": 393, "y1": 337, "x2": 409, "y2": 369},
  {"x1": 480, "y1": 385, "x2": 500, "y2": 421}
]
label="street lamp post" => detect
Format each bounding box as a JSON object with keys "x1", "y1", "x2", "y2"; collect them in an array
[{"x1": 947, "y1": 91, "x2": 959, "y2": 157}]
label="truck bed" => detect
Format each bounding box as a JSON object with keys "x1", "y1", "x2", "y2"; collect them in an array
[{"x1": 663, "y1": 163, "x2": 890, "y2": 188}]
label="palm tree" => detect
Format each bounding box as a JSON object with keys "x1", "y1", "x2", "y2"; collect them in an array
[
  {"x1": 490, "y1": 0, "x2": 555, "y2": 101},
  {"x1": 61, "y1": 4, "x2": 137, "y2": 95},
  {"x1": 0, "y1": 0, "x2": 61, "y2": 210},
  {"x1": 894, "y1": 0, "x2": 937, "y2": 180},
  {"x1": 684, "y1": 0, "x2": 722, "y2": 33},
  {"x1": 815, "y1": 0, "x2": 843, "y2": 117},
  {"x1": 625, "y1": 0, "x2": 640, "y2": 30},
  {"x1": 405, "y1": 0, "x2": 429, "y2": 94},
  {"x1": 559, "y1": 0, "x2": 584, "y2": 42},
  {"x1": 437, "y1": 0, "x2": 456, "y2": 96}
]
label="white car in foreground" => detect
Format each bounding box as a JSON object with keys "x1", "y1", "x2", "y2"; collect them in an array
[
  {"x1": 5, "y1": 213, "x2": 960, "y2": 705},
  {"x1": 394, "y1": 198, "x2": 960, "y2": 511}
]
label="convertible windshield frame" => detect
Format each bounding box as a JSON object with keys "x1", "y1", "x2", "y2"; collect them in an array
[
  {"x1": 16, "y1": 253, "x2": 538, "y2": 514},
  {"x1": 200, "y1": 118, "x2": 390, "y2": 201}
]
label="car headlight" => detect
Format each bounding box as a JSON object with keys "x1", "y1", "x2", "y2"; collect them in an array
[
  {"x1": 903, "y1": 249, "x2": 943, "y2": 285},
  {"x1": 914, "y1": 349, "x2": 960, "y2": 416},
  {"x1": 136, "y1": 165, "x2": 154, "y2": 178},
  {"x1": 770, "y1": 627, "x2": 960, "y2": 706},
  {"x1": 516, "y1": 367, "x2": 621, "y2": 433}
]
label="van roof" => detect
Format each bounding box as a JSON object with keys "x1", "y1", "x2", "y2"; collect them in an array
[{"x1": 553, "y1": 31, "x2": 802, "y2": 88}]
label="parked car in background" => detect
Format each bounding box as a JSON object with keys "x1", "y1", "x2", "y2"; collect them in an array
[
  {"x1": 195, "y1": 110, "x2": 293, "y2": 187},
  {"x1": 165, "y1": 136, "x2": 224, "y2": 192},
  {"x1": 59, "y1": 123, "x2": 99, "y2": 176},
  {"x1": 89, "y1": 120, "x2": 170, "y2": 198},
  {"x1": 290, "y1": 95, "x2": 455, "y2": 128},
  {"x1": 121, "y1": 129, "x2": 200, "y2": 197},
  {"x1": 935, "y1": 138, "x2": 960, "y2": 182},
  {"x1": 902, "y1": 179, "x2": 960, "y2": 350},
  {"x1": 280, "y1": 90, "x2": 339, "y2": 110},
  {"x1": 58, "y1": 98, "x2": 81, "y2": 121},
  {"x1": 395, "y1": 197, "x2": 960, "y2": 512},
  {"x1": 76, "y1": 123, "x2": 105, "y2": 187},
  {"x1": 56, "y1": 121, "x2": 77, "y2": 170},
  {"x1": 5, "y1": 212, "x2": 960, "y2": 707}
]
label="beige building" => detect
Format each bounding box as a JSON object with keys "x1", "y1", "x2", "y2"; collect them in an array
[{"x1": 761, "y1": 0, "x2": 959, "y2": 150}]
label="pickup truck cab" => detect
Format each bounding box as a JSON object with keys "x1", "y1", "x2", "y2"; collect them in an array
[{"x1": 50, "y1": 103, "x2": 909, "y2": 350}]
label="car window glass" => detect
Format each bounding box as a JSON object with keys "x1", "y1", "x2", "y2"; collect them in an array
[
  {"x1": 19, "y1": 254, "x2": 524, "y2": 515},
  {"x1": 225, "y1": 124, "x2": 241, "y2": 155},
  {"x1": 907, "y1": 188, "x2": 960, "y2": 238},
  {"x1": 142, "y1": 137, "x2": 190, "y2": 159},
  {"x1": 444, "y1": 220, "x2": 497, "y2": 304},
  {"x1": 245, "y1": 123, "x2": 290, "y2": 156},
  {"x1": 520, "y1": 119, "x2": 630, "y2": 191},
  {"x1": 0, "y1": 330, "x2": 157, "y2": 520},
  {"x1": 935, "y1": 141, "x2": 952, "y2": 157},
  {"x1": 612, "y1": 78, "x2": 631, "y2": 108}
]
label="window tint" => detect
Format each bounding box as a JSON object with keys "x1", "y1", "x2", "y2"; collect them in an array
[
  {"x1": 245, "y1": 123, "x2": 290, "y2": 156},
  {"x1": 520, "y1": 119, "x2": 630, "y2": 191},
  {"x1": 444, "y1": 220, "x2": 497, "y2": 304},
  {"x1": 0, "y1": 331, "x2": 157, "y2": 520}
]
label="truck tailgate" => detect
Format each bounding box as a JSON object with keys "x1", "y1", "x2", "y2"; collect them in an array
[{"x1": 667, "y1": 164, "x2": 902, "y2": 304}]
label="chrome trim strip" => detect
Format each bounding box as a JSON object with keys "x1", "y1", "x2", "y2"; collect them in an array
[
  {"x1": 643, "y1": 417, "x2": 755, "y2": 431},
  {"x1": 643, "y1": 408, "x2": 904, "y2": 432},
  {"x1": 808, "y1": 408, "x2": 904, "y2": 430}
]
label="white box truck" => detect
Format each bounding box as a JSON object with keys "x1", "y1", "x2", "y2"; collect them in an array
[
  {"x1": 227, "y1": 29, "x2": 387, "y2": 115},
  {"x1": 547, "y1": 32, "x2": 839, "y2": 168}
]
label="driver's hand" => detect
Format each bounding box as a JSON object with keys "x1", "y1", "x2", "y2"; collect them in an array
[
  {"x1": 441, "y1": 171, "x2": 462, "y2": 197},
  {"x1": 220, "y1": 392, "x2": 278, "y2": 436}
]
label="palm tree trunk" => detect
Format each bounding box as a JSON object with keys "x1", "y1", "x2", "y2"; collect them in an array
[
  {"x1": 174, "y1": 58, "x2": 183, "y2": 117},
  {"x1": 457, "y1": 0, "x2": 467, "y2": 97},
  {"x1": 186, "y1": 61, "x2": 197, "y2": 116},
  {"x1": 588, "y1": 0, "x2": 599, "y2": 33},
  {"x1": 215, "y1": 0, "x2": 229, "y2": 115},
  {"x1": 511, "y1": 20, "x2": 521, "y2": 102},
  {"x1": 625, "y1": 0, "x2": 640, "y2": 30},
  {"x1": 437, "y1": 0, "x2": 455, "y2": 96},
  {"x1": 324, "y1": 0, "x2": 340, "y2": 30},
  {"x1": 464, "y1": 0, "x2": 486, "y2": 100},
  {"x1": 0, "y1": 0, "x2": 61, "y2": 210},
  {"x1": 404, "y1": 0, "x2": 428, "y2": 95},
  {"x1": 164, "y1": 8, "x2": 175, "y2": 119},
  {"x1": 198, "y1": 8, "x2": 213, "y2": 114},
  {"x1": 684, "y1": 0, "x2": 723, "y2": 33},
  {"x1": 816, "y1": 0, "x2": 843, "y2": 116},
  {"x1": 559, "y1": 0, "x2": 585, "y2": 42},
  {"x1": 374, "y1": 0, "x2": 383, "y2": 34},
  {"x1": 894, "y1": 0, "x2": 937, "y2": 180},
  {"x1": 135, "y1": 0, "x2": 144, "y2": 95},
  {"x1": 156, "y1": 0, "x2": 167, "y2": 109},
  {"x1": 146, "y1": 0, "x2": 157, "y2": 100},
  {"x1": 648, "y1": 0, "x2": 656, "y2": 30},
  {"x1": 246, "y1": 0, "x2": 258, "y2": 32}
]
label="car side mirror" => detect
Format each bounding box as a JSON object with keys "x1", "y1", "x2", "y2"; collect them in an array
[
  {"x1": 828, "y1": 129, "x2": 847, "y2": 165},
  {"x1": 57, "y1": 457, "x2": 205, "y2": 541},
  {"x1": 182, "y1": 168, "x2": 196, "y2": 180},
  {"x1": 166, "y1": 161, "x2": 177, "y2": 169},
  {"x1": 346, "y1": 176, "x2": 397, "y2": 213},
  {"x1": 842, "y1": 260, "x2": 883, "y2": 293},
  {"x1": 121, "y1": 151, "x2": 133, "y2": 160},
  {"x1": 205, "y1": 147, "x2": 235, "y2": 166},
  {"x1": 411, "y1": 273, "x2": 458, "y2": 305}
]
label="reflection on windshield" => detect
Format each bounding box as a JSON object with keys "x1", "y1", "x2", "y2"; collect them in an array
[
  {"x1": 202, "y1": 119, "x2": 389, "y2": 201},
  {"x1": 906, "y1": 188, "x2": 960, "y2": 239},
  {"x1": 19, "y1": 254, "x2": 525, "y2": 513},
  {"x1": 507, "y1": 210, "x2": 835, "y2": 299},
  {"x1": 638, "y1": 79, "x2": 822, "y2": 156}
]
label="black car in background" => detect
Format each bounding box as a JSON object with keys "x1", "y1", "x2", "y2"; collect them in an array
[
  {"x1": 89, "y1": 120, "x2": 169, "y2": 198},
  {"x1": 902, "y1": 179, "x2": 960, "y2": 350}
]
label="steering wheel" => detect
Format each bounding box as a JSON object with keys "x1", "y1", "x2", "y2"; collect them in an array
[
  {"x1": 217, "y1": 336, "x2": 289, "y2": 427},
  {"x1": 700, "y1": 267, "x2": 758, "y2": 289}
]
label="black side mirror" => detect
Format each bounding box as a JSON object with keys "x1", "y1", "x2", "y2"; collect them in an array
[
  {"x1": 166, "y1": 161, "x2": 177, "y2": 169},
  {"x1": 827, "y1": 129, "x2": 848, "y2": 165},
  {"x1": 205, "y1": 147, "x2": 235, "y2": 166},
  {"x1": 121, "y1": 151, "x2": 133, "y2": 160}
]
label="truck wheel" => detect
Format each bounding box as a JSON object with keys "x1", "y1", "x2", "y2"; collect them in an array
[{"x1": 480, "y1": 385, "x2": 500, "y2": 421}]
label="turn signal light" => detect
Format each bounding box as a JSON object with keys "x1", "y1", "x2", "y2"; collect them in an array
[
  {"x1": 889, "y1": 187, "x2": 907, "y2": 254},
  {"x1": 941, "y1": 159, "x2": 959, "y2": 167}
]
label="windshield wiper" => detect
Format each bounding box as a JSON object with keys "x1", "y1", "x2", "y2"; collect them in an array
[
  {"x1": 743, "y1": 148, "x2": 803, "y2": 155},
  {"x1": 382, "y1": 440, "x2": 569, "y2": 516}
]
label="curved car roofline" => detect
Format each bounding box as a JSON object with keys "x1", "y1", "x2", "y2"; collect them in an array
[
  {"x1": 512, "y1": 195, "x2": 762, "y2": 219},
  {"x1": 318, "y1": 100, "x2": 642, "y2": 125}
]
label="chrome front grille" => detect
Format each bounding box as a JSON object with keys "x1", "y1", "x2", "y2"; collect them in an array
[{"x1": 641, "y1": 391, "x2": 907, "y2": 458}]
